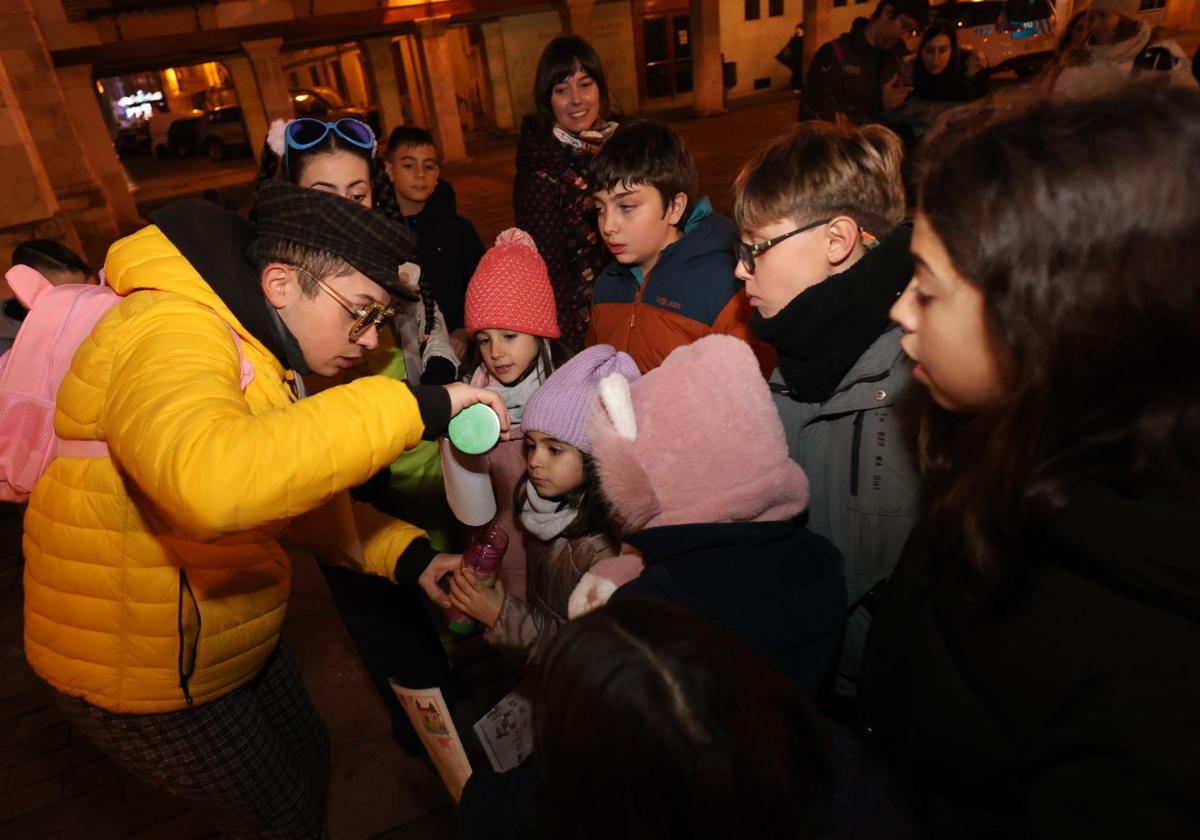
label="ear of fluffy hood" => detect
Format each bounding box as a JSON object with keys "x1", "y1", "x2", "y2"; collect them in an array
[{"x1": 588, "y1": 334, "x2": 809, "y2": 532}]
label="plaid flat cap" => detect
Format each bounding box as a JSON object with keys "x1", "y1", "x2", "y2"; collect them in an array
[{"x1": 253, "y1": 179, "x2": 419, "y2": 299}]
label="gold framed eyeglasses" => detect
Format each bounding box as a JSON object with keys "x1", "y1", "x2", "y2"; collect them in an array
[{"x1": 303, "y1": 271, "x2": 395, "y2": 341}]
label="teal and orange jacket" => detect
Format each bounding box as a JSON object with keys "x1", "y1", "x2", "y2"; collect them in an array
[{"x1": 585, "y1": 198, "x2": 775, "y2": 375}]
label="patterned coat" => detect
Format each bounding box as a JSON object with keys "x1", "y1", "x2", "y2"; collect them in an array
[{"x1": 513, "y1": 116, "x2": 611, "y2": 352}]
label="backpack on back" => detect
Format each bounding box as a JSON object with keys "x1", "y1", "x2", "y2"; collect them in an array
[
  {"x1": 0, "y1": 266, "x2": 120, "y2": 502},
  {"x1": 0, "y1": 265, "x2": 254, "y2": 503}
]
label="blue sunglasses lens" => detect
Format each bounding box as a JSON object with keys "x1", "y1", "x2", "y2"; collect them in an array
[
  {"x1": 286, "y1": 118, "x2": 330, "y2": 148},
  {"x1": 334, "y1": 119, "x2": 375, "y2": 149}
]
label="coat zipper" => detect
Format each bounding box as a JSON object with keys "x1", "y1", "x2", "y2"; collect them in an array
[{"x1": 850, "y1": 410, "x2": 864, "y2": 497}]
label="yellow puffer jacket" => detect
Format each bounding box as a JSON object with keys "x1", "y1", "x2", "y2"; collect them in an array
[{"x1": 23, "y1": 223, "x2": 430, "y2": 714}]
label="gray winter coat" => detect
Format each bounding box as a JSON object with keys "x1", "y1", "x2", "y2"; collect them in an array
[{"x1": 770, "y1": 325, "x2": 921, "y2": 693}]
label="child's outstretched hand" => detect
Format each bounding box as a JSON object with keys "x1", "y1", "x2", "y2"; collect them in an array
[{"x1": 448, "y1": 568, "x2": 505, "y2": 627}]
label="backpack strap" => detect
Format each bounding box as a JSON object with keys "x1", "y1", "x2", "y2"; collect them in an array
[{"x1": 829, "y1": 38, "x2": 845, "y2": 67}]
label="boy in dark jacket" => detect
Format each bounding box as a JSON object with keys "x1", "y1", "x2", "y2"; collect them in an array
[
  {"x1": 802, "y1": 0, "x2": 929, "y2": 123},
  {"x1": 385, "y1": 127, "x2": 485, "y2": 357},
  {"x1": 585, "y1": 120, "x2": 773, "y2": 375}
]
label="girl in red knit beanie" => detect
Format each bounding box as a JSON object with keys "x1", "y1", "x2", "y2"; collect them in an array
[{"x1": 441, "y1": 229, "x2": 573, "y2": 602}]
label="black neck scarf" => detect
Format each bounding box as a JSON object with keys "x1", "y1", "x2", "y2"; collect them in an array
[{"x1": 750, "y1": 225, "x2": 913, "y2": 403}]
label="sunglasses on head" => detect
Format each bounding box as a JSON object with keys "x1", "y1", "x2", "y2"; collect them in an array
[{"x1": 285, "y1": 117, "x2": 376, "y2": 153}]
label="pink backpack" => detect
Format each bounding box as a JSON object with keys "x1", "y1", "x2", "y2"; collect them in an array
[{"x1": 0, "y1": 265, "x2": 253, "y2": 503}]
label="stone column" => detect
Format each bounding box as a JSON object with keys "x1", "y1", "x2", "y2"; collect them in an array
[
  {"x1": 360, "y1": 36, "x2": 406, "y2": 138},
  {"x1": 690, "y1": 0, "x2": 725, "y2": 116},
  {"x1": 480, "y1": 21, "x2": 515, "y2": 131},
  {"x1": 416, "y1": 17, "x2": 467, "y2": 161},
  {"x1": 0, "y1": 0, "x2": 118, "y2": 266},
  {"x1": 341, "y1": 47, "x2": 370, "y2": 107},
  {"x1": 0, "y1": 55, "x2": 86, "y2": 284},
  {"x1": 242, "y1": 37, "x2": 294, "y2": 143},
  {"x1": 398, "y1": 35, "x2": 428, "y2": 128},
  {"x1": 224, "y1": 53, "x2": 270, "y2": 160},
  {"x1": 56, "y1": 64, "x2": 140, "y2": 232},
  {"x1": 561, "y1": 0, "x2": 597, "y2": 39}
]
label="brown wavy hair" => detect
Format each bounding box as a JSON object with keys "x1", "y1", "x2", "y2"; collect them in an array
[{"x1": 915, "y1": 88, "x2": 1200, "y2": 587}]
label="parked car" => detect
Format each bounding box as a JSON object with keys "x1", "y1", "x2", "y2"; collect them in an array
[
  {"x1": 196, "y1": 106, "x2": 250, "y2": 161},
  {"x1": 932, "y1": 0, "x2": 1059, "y2": 76},
  {"x1": 290, "y1": 87, "x2": 382, "y2": 138}
]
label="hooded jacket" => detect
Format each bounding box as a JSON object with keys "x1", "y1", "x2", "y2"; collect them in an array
[
  {"x1": 406, "y1": 180, "x2": 485, "y2": 334},
  {"x1": 587, "y1": 335, "x2": 847, "y2": 694},
  {"x1": 23, "y1": 200, "x2": 446, "y2": 714},
  {"x1": 861, "y1": 485, "x2": 1200, "y2": 837},
  {"x1": 586, "y1": 198, "x2": 774, "y2": 376}
]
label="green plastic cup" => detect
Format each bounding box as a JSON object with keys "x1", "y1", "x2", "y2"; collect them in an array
[{"x1": 447, "y1": 403, "x2": 501, "y2": 455}]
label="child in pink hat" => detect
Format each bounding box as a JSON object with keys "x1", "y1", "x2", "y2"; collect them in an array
[
  {"x1": 571, "y1": 334, "x2": 847, "y2": 696},
  {"x1": 448, "y1": 344, "x2": 639, "y2": 664},
  {"x1": 441, "y1": 228, "x2": 571, "y2": 600}
]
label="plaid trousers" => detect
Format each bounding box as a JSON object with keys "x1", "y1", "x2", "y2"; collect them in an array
[{"x1": 53, "y1": 641, "x2": 331, "y2": 840}]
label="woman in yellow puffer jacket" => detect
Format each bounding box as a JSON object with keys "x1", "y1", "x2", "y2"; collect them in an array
[{"x1": 22, "y1": 180, "x2": 507, "y2": 839}]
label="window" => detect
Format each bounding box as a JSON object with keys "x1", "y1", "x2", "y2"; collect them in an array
[
  {"x1": 1138, "y1": 0, "x2": 1165, "y2": 9},
  {"x1": 745, "y1": 0, "x2": 761, "y2": 21},
  {"x1": 832, "y1": 0, "x2": 848, "y2": 7},
  {"x1": 768, "y1": 0, "x2": 784, "y2": 16}
]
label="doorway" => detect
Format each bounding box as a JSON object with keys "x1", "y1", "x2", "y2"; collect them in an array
[{"x1": 641, "y1": 12, "x2": 692, "y2": 100}]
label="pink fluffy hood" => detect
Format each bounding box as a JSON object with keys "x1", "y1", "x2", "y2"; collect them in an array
[{"x1": 588, "y1": 334, "x2": 810, "y2": 532}]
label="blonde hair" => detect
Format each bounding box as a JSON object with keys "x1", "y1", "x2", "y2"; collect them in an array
[{"x1": 733, "y1": 120, "x2": 905, "y2": 237}]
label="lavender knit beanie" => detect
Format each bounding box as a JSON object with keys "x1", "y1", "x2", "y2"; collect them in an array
[{"x1": 522, "y1": 345, "x2": 640, "y2": 455}]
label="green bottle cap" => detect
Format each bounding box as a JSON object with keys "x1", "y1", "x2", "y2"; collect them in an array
[{"x1": 447, "y1": 403, "x2": 501, "y2": 455}]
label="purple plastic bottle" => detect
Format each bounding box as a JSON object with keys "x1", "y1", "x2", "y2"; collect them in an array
[{"x1": 446, "y1": 524, "x2": 510, "y2": 634}]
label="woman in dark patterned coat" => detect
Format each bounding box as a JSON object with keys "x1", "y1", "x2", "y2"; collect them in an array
[{"x1": 513, "y1": 36, "x2": 618, "y2": 352}]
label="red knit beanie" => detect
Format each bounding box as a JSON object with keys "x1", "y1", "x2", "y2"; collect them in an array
[{"x1": 464, "y1": 228, "x2": 560, "y2": 339}]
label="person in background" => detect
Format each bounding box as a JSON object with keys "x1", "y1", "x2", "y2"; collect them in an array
[
  {"x1": 2, "y1": 240, "x2": 93, "y2": 354},
  {"x1": 731, "y1": 121, "x2": 921, "y2": 701},
  {"x1": 385, "y1": 126, "x2": 485, "y2": 360},
  {"x1": 866, "y1": 88, "x2": 1200, "y2": 838},
  {"x1": 801, "y1": 0, "x2": 931, "y2": 123},
  {"x1": 586, "y1": 120, "x2": 774, "y2": 376},
  {"x1": 911, "y1": 20, "x2": 986, "y2": 103},
  {"x1": 513, "y1": 36, "x2": 618, "y2": 352},
  {"x1": 1050, "y1": 0, "x2": 1197, "y2": 101},
  {"x1": 777, "y1": 22, "x2": 807, "y2": 93}
]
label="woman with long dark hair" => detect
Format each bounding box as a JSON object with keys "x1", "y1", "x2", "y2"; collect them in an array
[
  {"x1": 513, "y1": 36, "x2": 618, "y2": 352},
  {"x1": 865, "y1": 88, "x2": 1200, "y2": 837},
  {"x1": 911, "y1": 20, "x2": 986, "y2": 102}
]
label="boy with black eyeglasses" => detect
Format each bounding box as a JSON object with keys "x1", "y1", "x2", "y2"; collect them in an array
[{"x1": 732, "y1": 120, "x2": 921, "y2": 702}]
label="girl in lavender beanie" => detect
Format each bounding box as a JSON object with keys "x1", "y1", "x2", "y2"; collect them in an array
[{"x1": 448, "y1": 344, "x2": 640, "y2": 663}]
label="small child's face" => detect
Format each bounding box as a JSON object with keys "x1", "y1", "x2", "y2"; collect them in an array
[
  {"x1": 734, "y1": 216, "x2": 832, "y2": 319},
  {"x1": 524, "y1": 431, "x2": 585, "y2": 499},
  {"x1": 387, "y1": 144, "x2": 440, "y2": 206},
  {"x1": 889, "y1": 212, "x2": 1005, "y2": 411},
  {"x1": 475, "y1": 329, "x2": 541, "y2": 385},
  {"x1": 593, "y1": 183, "x2": 686, "y2": 274}
]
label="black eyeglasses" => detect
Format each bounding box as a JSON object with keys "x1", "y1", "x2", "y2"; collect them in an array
[{"x1": 735, "y1": 218, "x2": 832, "y2": 274}]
